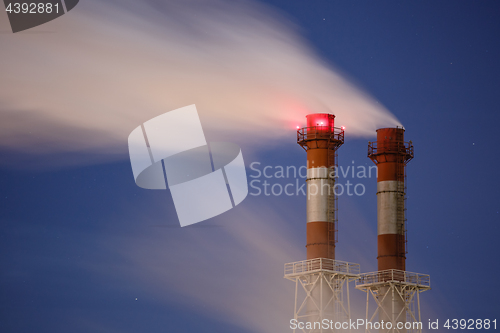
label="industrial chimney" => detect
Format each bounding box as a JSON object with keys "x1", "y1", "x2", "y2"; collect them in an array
[
  {"x1": 298, "y1": 113, "x2": 344, "y2": 260},
  {"x1": 356, "y1": 127, "x2": 431, "y2": 333},
  {"x1": 284, "y1": 113, "x2": 359, "y2": 332},
  {"x1": 369, "y1": 127, "x2": 413, "y2": 271}
]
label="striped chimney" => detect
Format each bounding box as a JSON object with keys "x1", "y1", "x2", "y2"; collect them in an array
[
  {"x1": 368, "y1": 127, "x2": 414, "y2": 271},
  {"x1": 297, "y1": 113, "x2": 344, "y2": 260}
]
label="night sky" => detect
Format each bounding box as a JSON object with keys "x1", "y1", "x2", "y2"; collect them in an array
[{"x1": 1, "y1": 1, "x2": 499, "y2": 332}]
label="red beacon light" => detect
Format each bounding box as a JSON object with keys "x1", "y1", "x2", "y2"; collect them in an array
[{"x1": 341, "y1": 126, "x2": 345, "y2": 130}]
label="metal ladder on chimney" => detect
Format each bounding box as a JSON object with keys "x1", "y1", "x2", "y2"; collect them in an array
[
  {"x1": 396, "y1": 142, "x2": 408, "y2": 260},
  {"x1": 327, "y1": 137, "x2": 338, "y2": 256}
]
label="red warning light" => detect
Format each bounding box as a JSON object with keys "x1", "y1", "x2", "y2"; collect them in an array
[
  {"x1": 306, "y1": 113, "x2": 335, "y2": 129},
  {"x1": 341, "y1": 126, "x2": 345, "y2": 130}
]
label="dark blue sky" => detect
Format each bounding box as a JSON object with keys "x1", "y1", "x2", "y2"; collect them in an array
[{"x1": 1, "y1": 1, "x2": 499, "y2": 332}]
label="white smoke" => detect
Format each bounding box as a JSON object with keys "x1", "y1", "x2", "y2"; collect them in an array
[{"x1": 0, "y1": 0, "x2": 400, "y2": 166}]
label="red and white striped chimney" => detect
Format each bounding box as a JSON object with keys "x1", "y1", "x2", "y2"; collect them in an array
[
  {"x1": 297, "y1": 113, "x2": 344, "y2": 260},
  {"x1": 368, "y1": 127, "x2": 413, "y2": 271}
]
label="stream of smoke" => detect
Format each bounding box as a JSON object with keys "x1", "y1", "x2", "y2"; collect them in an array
[{"x1": 0, "y1": 0, "x2": 400, "y2": 166}]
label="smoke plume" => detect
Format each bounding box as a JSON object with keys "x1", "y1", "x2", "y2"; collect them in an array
[{"x1": 0, "y1": 0, "x2": 400, "y2": 166}]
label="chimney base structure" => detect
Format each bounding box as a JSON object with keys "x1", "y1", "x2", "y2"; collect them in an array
[
  {"x1": 284, "y1": 114, "x2": 360, "y2": 332},
  {"x1": 355, "y1": 127, "x2": 430, "y2": 333}
]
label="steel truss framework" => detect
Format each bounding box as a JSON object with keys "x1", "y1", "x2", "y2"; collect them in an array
[
  {"x1": 285, "y1": 258, "x2": 360, "y2": 333},
  {"x1": 355, "y1": 270, "x2": 431, "y2": 333}
]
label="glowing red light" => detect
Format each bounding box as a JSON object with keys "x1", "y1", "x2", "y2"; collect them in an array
[
  {"x1": 296, "y1": 126, "x2": 300, "y2": 129},
  {"x1": 341, "y1": 126, "x2": 345, "y2": 130}
]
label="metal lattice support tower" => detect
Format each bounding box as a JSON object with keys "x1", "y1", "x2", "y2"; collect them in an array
[
  {"x1": 355, "y1": 270, "x2": 430, "y2": 333},
  {"x1": 285, "y1": 258, "x2": 360, "y2": 333}
]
